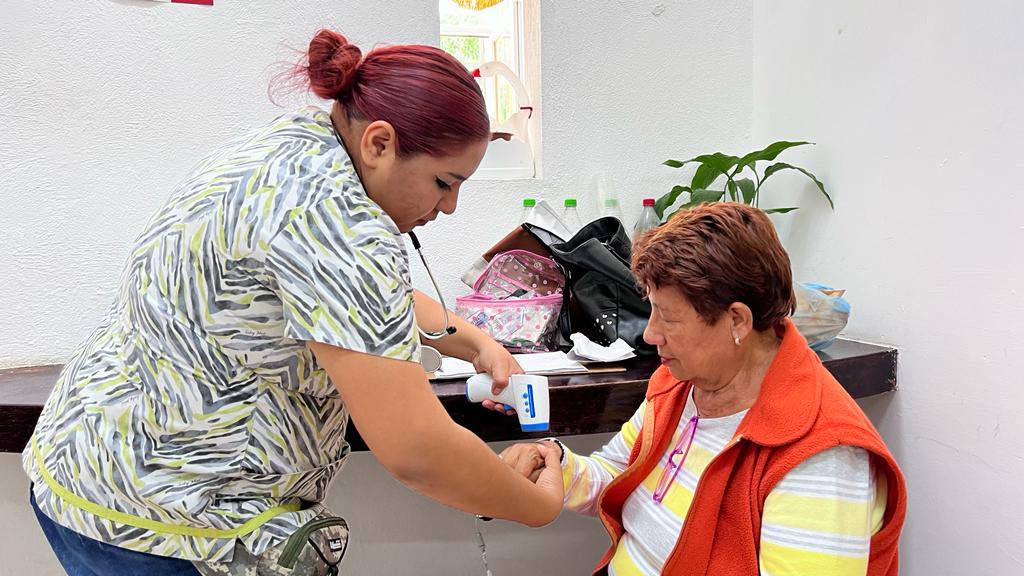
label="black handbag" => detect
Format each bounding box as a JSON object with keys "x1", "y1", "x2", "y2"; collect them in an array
[{"x1": 525, "y1": 217, "x2": 655, "y2": 356}]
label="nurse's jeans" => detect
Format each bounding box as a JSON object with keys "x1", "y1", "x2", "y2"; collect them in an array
[{"x1": 30, "y1": 488, "x2": 201, "y2": 576}]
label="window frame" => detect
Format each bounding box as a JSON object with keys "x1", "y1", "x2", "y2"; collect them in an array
[{"x1": 439, "y1": 0, "x2": 541, "y2": 180}]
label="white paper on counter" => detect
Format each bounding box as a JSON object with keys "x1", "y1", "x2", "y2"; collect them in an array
[
  {"x1": 430, "y1": 351, "x2": 587, "y2": 380},
  {"x1": 567, "y1": 332, "x2": 636, "y2": 363}
]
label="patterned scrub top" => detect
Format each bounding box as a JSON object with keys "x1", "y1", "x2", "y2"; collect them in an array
[{"x1": 23, "y1": 107, "x2": 420, "y2": 562}]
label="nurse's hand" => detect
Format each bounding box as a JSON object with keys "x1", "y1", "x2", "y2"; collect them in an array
[
  {"x1": 499, "y1": 441, "x2": 554, "y2": 483},
  {"x1": 532, "y1": 442, "x2": 566, "y2": 523},
  {"x1": 501, "y1": 442, "x2": 565, "y2": 522},
  {"x1": 470, "y1": 340, "x2": 523, "y2": 416}
]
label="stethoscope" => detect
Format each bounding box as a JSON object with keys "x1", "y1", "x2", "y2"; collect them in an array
[{"x1": 408, "y1": 231, "x2": 455, "y2": 373}]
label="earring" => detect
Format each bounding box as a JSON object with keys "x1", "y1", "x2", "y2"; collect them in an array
[{"x1": 733, "y1": 335, "x2": 741, "y2": 346}]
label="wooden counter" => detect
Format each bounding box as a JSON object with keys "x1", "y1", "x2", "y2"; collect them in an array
[{"x1": 0, "y1": 339, "x2": 896, "y2": 453}]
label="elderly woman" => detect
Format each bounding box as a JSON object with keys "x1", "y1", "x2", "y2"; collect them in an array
[{"x1": 500, "y1": 203, "x2": 906, "y2": 575}]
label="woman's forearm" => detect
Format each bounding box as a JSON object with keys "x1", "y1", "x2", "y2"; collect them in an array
[
  {"x1": 310, "y1": 341, "x2": 559, "y2": 527},
  {"x1": 413, "y1": 289, "x2": 490, "y2": 360},
  {"x1": 394, "y1": 419, "x2": 561, "y2": 527}
]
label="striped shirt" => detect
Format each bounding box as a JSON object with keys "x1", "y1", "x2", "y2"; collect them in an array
[
  {"x1": 562, "y1": 393, "x2": 887, "y2": 575},
  {"x1": 23, "y1": 107, "x2": 420, "y2": 561}
]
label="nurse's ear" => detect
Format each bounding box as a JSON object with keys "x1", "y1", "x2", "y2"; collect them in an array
[{"x1": 360, "y1": 120, "x2": 398, "y2": 171}]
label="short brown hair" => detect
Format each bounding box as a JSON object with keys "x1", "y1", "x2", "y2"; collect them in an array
[{"x1": 631, "y1": 202, "x2": 795, "y2": 331}]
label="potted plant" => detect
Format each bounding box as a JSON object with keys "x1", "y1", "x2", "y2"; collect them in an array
[
  {"x1": 653, "y1": 141, "x2": 848, "y2": 350},
  {"x1": 654, "y1": 141, "x2": 833, "y2": 221}
]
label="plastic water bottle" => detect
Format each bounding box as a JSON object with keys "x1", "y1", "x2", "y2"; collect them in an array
[
  {"x1": 633, "y1": 198, "x2": 660, "y2": 237},
  {"x1": 521, "y1": 197, "x2": 536, "y2": 224},
  {"x1": 600, "y1": 198, "x2": 625, "y2": 224},
  {"x1": 594, "y1": 174, "x2": 623, "y2": 222},
  {"x1": 562, "y1": 198, "x2": 584, "y2": 236}
]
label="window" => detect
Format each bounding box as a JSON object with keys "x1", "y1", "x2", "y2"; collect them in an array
[{"x1": 439, "y1": 0, "x2": 541, "y2": 179}]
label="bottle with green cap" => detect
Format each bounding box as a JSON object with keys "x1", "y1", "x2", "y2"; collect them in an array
[
  {"x1": 562, "y1": 198, "x2": 584, "y2": 235},
  {"x1": 521, "y1": 197, "x2": 537, "y2": 224},
  {"x1": 594, "y1": 173, "x2": 624, "y2": 223},
  {"x1": 601, "y1": 197, "x2": 625, "y2": 223}
]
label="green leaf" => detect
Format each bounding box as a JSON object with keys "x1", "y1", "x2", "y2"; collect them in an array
[
  {"x1": 763, "y1": 162, "x2": 834, "y2": 209},
  {"x1": 660, "y1": 155, "x2": 735, "y2": 215},
  {"x1": 735, "y1": 141, "x2": 812, "y2": 174},
  {"x1": 689, "y1": 189, "x2": 725, "y2": 204},
  {"x1": 693, "y1": 152, "x2": 740, "y2": 176},
  {"x1": 727, "y1": 180, "x2": 737, "y2": 201},
  {"x1": 763, "y1": 207, "x2": 799, "y2": 214},
  {"x1": 662, "y1": 189, "x2": 725, "y2": 221},
  {"x1": 663, "y1": 153, "x2": 739, "y2": 178},
  {"x1": 653, "y1": 185, "x2": 690, "y2": 219},
  {"x1": 691, "y1": 162, "x2": 722, "y2": 191},
  {"x1": 735, "y1": 178, "x2": 756, "y2": 204}
]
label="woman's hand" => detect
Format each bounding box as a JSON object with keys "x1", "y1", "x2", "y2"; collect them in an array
[
  {"x1": 500, "y1": 442, "x2": 546, "y2": 482},
  {"x1": 495, "y1": 442, "x2": 564, "y2": 524},
  {"x1": 413, "y1": 290, "x2": 525, "y2": 416},
  {"x1": 500, "y1": 441, "x2": 564, "y2": 484},
  {"x1": 471, "y1": 340, "x2": 523, "y2": 415},
  {"x1": 529, "y1": 443, "x2": 565, "y2": 525}
]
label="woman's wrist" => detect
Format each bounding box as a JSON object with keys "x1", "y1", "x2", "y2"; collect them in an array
[
  {"x1": 468, "y1": 331, "x2": 502, "y2": 362},
  {"x1": 538, "y1": 438, "x2": 566, "y2": 466},
  {"x1": 430, "y1": 319, "x2": 490, "y2": 361}
]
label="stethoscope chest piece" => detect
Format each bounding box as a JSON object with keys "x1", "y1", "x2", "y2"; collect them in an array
[{"x1": 420, "y1": 346, "x2": 443, "y2": 373}]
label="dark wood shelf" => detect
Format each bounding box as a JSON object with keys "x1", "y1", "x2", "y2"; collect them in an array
[{"x1": 0, "y1": 339, "x2": 896, "y2": 453}]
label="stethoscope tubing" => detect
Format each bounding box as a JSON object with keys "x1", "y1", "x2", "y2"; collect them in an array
[{"x1": 408, "y1": 231, "x2": 457, "y2": 341}]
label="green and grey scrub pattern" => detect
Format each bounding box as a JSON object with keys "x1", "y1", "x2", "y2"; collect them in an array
[{"x1": 23, "y1": 107, "x2": 420, "y2": 563}]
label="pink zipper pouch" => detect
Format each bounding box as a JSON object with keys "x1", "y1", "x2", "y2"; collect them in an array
[{"x1": 455, "y1": 250, "x2": 565, "y2": 352}]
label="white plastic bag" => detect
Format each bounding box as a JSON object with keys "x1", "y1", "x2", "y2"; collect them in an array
[{"x1": 792, "y1": 282, "x2": 850, "y2": 351}]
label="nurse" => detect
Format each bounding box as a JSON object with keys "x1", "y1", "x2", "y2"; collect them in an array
[{"x1": 24, "y1": 29, "x2": 563, "y2": 575}]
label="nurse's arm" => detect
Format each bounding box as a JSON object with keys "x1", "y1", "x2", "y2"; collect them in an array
[
  {"x1": 413, "y1": 289, "x2": 491, "y2": 361},
  {"x1": 414, "y1": 289, "x2": 522, "y2": 402},
  {"x1": 308, "y1": 341, "x2": 563, "y2": 527}
]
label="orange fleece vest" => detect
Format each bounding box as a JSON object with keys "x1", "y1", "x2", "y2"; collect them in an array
[{"x1": 594, "y1": 320, "x2": 906, "y2": 575}]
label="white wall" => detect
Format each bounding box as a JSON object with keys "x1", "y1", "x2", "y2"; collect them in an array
[
  {"x1": 0, "y1": 0, "x2": 753, "y2": 370},
  {"x1": 0, "y1": 0, "x2": 753, "y2": 574},
  {"x1": 0, "y1": 0, "x2": 436, "y2": 368},
  {"x1": 754, "y1": 2, "x2": 1024, "y2": 574},
  {"x1": 421, "y1": 0, "x2": 752, "y2": 303}
]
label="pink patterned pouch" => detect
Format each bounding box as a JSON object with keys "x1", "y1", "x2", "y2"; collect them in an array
[{"x1": 455, "y1": 251, "x2": 565, "y2": 352}]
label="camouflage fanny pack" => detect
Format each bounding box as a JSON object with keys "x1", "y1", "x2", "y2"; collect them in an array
[{"x1": 194, "y1": 514, "x2": 350, "y2": 576}]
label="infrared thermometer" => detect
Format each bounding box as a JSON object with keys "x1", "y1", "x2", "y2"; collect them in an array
[{"x1": 466, "y1": 373, "x2": 550, "y2": 432}]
